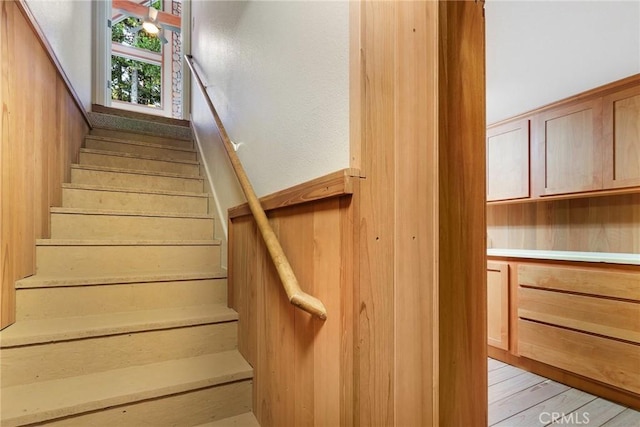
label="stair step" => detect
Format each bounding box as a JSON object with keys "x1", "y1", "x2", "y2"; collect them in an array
[
  {"x1": 85, "y1": 135, "x2": 197, "y2": 161},
  {"x1": 198, "y1": 412, "x2": 261, "y2": 427},
  {"x1": 35, "y1": 239, "x2": 221, "y2": 277},
  {"x1": 0, "y1": 304, "x2": 237, "y2": 347},
  {"x1": 62, "y1": 183, "x2": 210, "y2": 214},
  {"x1": 16, "y1": 270, "x2": 226, "y2": 288},
  {"x1": 90, "y1": 127, "x2": 193, "y2": 149},
  {"x1": 0, "y1": 350, "x2": 252, "y2": 427},
  {"x1": 71, "y1": 164, "x2": 204, "y2": 193},
  {"x1": 50, "y1": 207, "x2": 215, "y2": 240},
  {"x1": 16, "y1": 273, "x2": 227, "y2": 320},
  {"x1": 80, "y1": 148, "x2": 201, "y2": 176},
  {"x1": 1, "y1": 321, "x2": 238, "y2": 387}
]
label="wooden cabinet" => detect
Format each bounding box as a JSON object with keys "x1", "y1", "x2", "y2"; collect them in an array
[
  {"x1": 487, "y1": 262, "x2": 509, "y2": 350},
  {"x1": 487, "y1": 119, "x2": 530, "y2": 202},
  {"x1": 603, "y1": 85, "x2": 640, "y2": 189},
  {"x1": 533, "y1": 99, "x2": 604, "y2": 196},
  {"x1": 517, "y1": 264, "x2": 640, "y2": 395},
  {"x1": 487, "y1": 74, "x2": 640, "y2": 204}
]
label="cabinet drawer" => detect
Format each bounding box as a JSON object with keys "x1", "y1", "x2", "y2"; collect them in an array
[
  {"x1": 519, "y1": 287, "x2": 640, "y2": 344},
  {"x1": 519, "y1": 319, "x2": 640, "y2": 394},
  {"x1": 518, "y1": 264, "x2": 640, "y2": 301}
]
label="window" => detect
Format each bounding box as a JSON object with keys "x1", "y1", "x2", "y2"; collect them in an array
[{"x1": 111, "y1": 0, "x2": 164, "y2": 108}]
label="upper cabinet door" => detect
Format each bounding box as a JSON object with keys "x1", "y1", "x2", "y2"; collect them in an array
[
  {"x1": 603, "y1": 86, "x2": 640, "y2": 189},
  {"x1": 486, "y1": 119, "x2": 530, "y2": 202},
  {"x1": 533, "y1": 99, "x2": 604, "y2": 196}
]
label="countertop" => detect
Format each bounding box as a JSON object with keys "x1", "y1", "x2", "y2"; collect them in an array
[{"x1": 487, "y1": 248, "x2": 640, "y2": 266}]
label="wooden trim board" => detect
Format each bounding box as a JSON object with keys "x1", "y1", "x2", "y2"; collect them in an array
[{"x1": 228, "y1": 168, "x2": 361, "y2": 218}]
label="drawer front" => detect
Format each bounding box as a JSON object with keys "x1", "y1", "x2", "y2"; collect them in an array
[
  {"x1": 518, "y1": 264, "x2": 640, "y2": 301},
  {"x1": 519, "y1": 287, "x2": 640, "y2": 344},
  {"x1": 517, "y1": 263, "x2": 640, "y2": 394},
  {"x1": 519, "y1": 320, "x2": 640, "y2": 394}
]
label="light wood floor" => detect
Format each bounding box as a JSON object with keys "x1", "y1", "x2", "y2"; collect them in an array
[{"x1": 488, "y1": 358, "x2": 640, "y2": 426}]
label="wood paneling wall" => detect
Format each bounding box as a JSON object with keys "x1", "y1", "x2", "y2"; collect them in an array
[
  {"x1": 229, "y1": 192, "x2": 356, "y2": 427},
  {"x1": 487, "y1": 193, "x2": 640, "y2": 253},
  {"x1": 353, "y1": 1, "x2": 486, "y2": 425},
  {"x1": 230, "y1": 1, "x2": 486, "y2": 425},
  {"x1": 0, "y1": 1, "x2": 89, "y2": 329}
]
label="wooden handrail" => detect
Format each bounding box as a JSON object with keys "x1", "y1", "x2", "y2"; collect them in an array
[{"x1": 184, "y1": 55, "x2": 327, "y2": 320}]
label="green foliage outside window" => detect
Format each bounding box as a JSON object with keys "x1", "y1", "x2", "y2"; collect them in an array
[{"x1": 111, "y1": 0, "x2": 163, "y2": 107}]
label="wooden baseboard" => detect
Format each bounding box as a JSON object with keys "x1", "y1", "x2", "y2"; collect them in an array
[{"x1": 488, "y1": 346, "x2": 640, "y2": 411}]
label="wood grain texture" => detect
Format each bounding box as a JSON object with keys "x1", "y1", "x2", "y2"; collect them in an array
[
  {"x1": 604, "y1": 86, "x2": 640, "y2": 188},
  {"x1": 519, "y1": 287, "x2": 640, "y2": 344},
  {"x1": 487, "y1": 119, "x2": 530, "y2": 202},
  {"x1": 518, "y1": 319, "x2": 640, "y2": 395},
  {"x1": 357, "y1": 1, "x2": 395, "y2": 424},
  {"x1": 518, "y1": 263, "x2": 640, "y2": 301},
  {"x1": 487, "y1": 262, "x2": 509, "y2": 350},
  {"x1": 229, "y1": 196, "x2": 355, "y2": 427},
  {"x1": 228, "y1": 168, "x2": 359, "y2": 219},
  {"x1": 0, "y1": 1, "x2": 89, "y2": 329},
  {"x1": 487, "y1": 193, "x2": 640, "y2": 253},
  {"x1": 351, "y1": 1, "x2": 487, "y2": 425},
  {"x1": 489, "y1": 75, "x2": 640, "y2": 205},
  {"x1": 534, "y1": 99, "x2": 604, "y2": 196},
  {"x1": 394, "y1": 2, "x2": 438, "y2": 426},
  {"x1": 437, "y1": 1, "x2": 487, "y2": 425}
]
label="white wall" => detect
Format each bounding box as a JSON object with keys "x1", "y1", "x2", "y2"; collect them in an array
[
  {"x1": 486, "y1": 0, "x2": 640, "y2": 124},
  {"x1": 189, "y1": 0, "x2": 349, "y2": 198},
  {"x1": 25, "y1": 0, "x2": 93, "y2": 110}
]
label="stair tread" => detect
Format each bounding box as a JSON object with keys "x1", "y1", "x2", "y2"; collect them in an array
[
  {"x1": 62, "y1": 182, "x2": 210, "y2": 198},
  {"x1": 72, "y1": 163, "x2": 204, "y2": 180},
  {"x1": 0, "y1": 304, "x2": 238, "y2": 347},
  {"x1": 198, "y1": 412, "x2": 261, "y2": 427},
  {"x1": 86, "y1": 134, "x2": 197, "y2": 153},
  {"x1": 0, "y1": 350, "x2": 252, "y2": 426},
  {"x1": 50, "y1": 207, "x2": 214, "y2": 220},
  {"x1": 80, "y1": 147, "x2": 200, "y2": 165},
  {"x1": 16, "y1": 271, "x2": 227, "y2": 288},
  {"x1": 36, "y1": 239, "x2": 221, "y2": 246}
]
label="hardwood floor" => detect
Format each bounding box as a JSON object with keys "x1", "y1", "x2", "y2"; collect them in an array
[{"x1": 488, "y1": 358, "x2": 640, "y2": 426}]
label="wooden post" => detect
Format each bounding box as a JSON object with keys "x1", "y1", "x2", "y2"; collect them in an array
[{"x1": 353, "y1": 1, "x2": 487, "y2": 424}]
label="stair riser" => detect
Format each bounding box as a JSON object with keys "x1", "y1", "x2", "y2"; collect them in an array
[
  {"x1": 42, "y1": 380, "x2": 252, "y2": 427},
  {"x1": 1, "y1": 323, "x2": 237, "y2": 387},
  {"x1": 90, "y1": 128, "x2": 194, "y2": 150},
  {"x1": 36, "y1": 245, "x2": 220, "y2": 276},
  {"x1": 85, "y1": 139, "x2": 197, "y2": 161},
  {"x1": 79, "y1": 151, "x2": 200, "y2": 176},
  {"x1": 16, "y1": 279, "x2": 227, "y2": 320},
  {"x1": 51, "y1": 213, "x2": 215, "y2": 240},
  {"x1": 71, "y1": 168, "x2": 204, "y2": 193},
  {"x1": 62, "y1": 187, "x2": 209, "y2": 214}
]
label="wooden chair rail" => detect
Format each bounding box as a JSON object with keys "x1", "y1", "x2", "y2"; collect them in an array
[{"x1": 184, "y1": 55, "x2": 327, "y2": 320}]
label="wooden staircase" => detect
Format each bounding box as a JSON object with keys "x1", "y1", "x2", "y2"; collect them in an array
[{"x1": 0, "y1": 125, "x2": 258, "y2": 426}]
